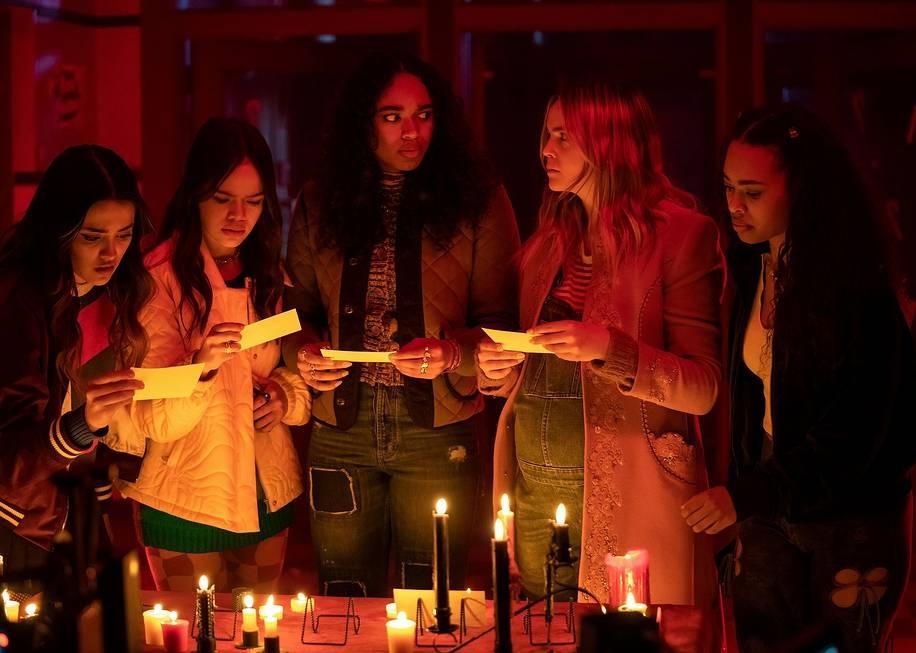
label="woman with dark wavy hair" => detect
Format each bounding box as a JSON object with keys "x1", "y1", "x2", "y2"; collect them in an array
[
  {"x1": 119, "y1": 118, "x2": 310, "y2": 592},
  {"x1": 684, "y1": 103, "x2": 915, "y2": 652},
  {"x1": 285, "y1": 52, "x2": 519, "y2": 596},
  {"x1": 0, "y1": 145, "x2": 151, "y2": 573}
]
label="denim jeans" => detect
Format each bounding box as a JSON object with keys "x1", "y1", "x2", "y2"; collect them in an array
[
  {"x1": 308, "y1": 383, "x2": 479, "y2": 597},
  {"x1": 513, "y1": 296, "x2": 585, "y2": 600},
  {"x1": 733, "y1": 492, "x2": 912, "y2": 653}
]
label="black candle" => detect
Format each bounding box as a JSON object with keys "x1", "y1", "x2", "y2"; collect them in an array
[
  {"x1": 552, "y1": 503, "x2": 571, "y2": 564},
  {"x1": 492, "y1": 519, "x2": 512, "y2": 653},
  {"x1": 432, "y1": 498, "x2": 452, "y2": 632},
  {"x1": 196, "y1": 575, "x2": 215, "y2": 653}
]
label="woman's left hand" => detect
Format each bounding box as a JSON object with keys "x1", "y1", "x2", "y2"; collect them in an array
[
  {"x1": 528, "y1": 320, "x2": 610, "y2": 362},
  {"x1": 681, "y1": 486, "x2": 737, "y2": 534},
  {"x1": 252, "y1": 375, "x2": 288, "y2": 432},
  {"x1": 391, "y1": 338, "x2": 452, "y2": 379}
]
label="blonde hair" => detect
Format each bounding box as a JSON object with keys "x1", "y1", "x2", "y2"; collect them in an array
[{"x1": 521, "y1": 82, "x2": 695, "y2": 272}]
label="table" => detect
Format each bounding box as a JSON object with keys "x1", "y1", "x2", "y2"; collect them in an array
[{"x1": 140, "y1": 591, "x2": 704, "y2": 652}]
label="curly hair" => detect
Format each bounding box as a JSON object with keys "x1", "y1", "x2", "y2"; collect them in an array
[
  {"x1": 313, "y1": 52, "x2": 495, "y2": 253},
  {"x1": 725, "y1": 103, "x2": 891, "y2": 375},
  {"x1": 156, "y1": 117, "x2": 285, "y2": 339},
  {"x1": 0, "y1": 145, "x2": 154, "y2": 386}
]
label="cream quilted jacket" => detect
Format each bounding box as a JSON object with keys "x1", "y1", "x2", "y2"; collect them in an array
[
  {"x1": 116, "y1": 239, "x2": 308, "y2": 534},
  {"x1": 284, "y1": 184, "x2": 520, "y2": 430}
]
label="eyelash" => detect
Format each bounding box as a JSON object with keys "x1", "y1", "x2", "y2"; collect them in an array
[
  {"x1": 723, "y1": 184, "x2": 761, "y2": 200},
  {"x1": 383, "y1": 111, "x2": 433, "y2": 123},
  {"x1": 214, "y1": 197, "x2": 263, "y2": 207},
  {"x1": 80, "y1": 233, "x2": 132, "y2": 243}
]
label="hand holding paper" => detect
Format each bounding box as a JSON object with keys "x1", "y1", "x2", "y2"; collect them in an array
[
  {"x1": 131, "y1": 363, "x2": 206, "y2": 401},
  {"x1": 321, "y1": 349, "x2": 394, "y2": 364},
  {"x1": 482, "y1": 328, "x2": 551, "y2": 354},
  {"x1": 239, "y1": 309, "x2": 302, "y2": 350}
]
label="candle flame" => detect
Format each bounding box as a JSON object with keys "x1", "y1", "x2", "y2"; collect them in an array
[
  {"x1": 397, "y1": 611, "x2": 407, "y2": 621},
  {"x1": 297, "y1": 592, "x2": 306, "y2": 601},
  {"x1": 556, "y1": 503, "x2": 567, "y2": 526},
  {"x1": 25, "y1": 603, "x2": 36, "y2": 617},
  {"x1": 494, "y1": 518, "x2": 506, "y2": 541},
  {"x1": 244, "y1": 595, "x2": 254, "y2": 609},
  {"x1": 1, "y1": 589, "x2": 8, "y2": 603},
  {"x1": 170, "y1": 611, "x2": 178, "y2": 622},
  {"x1": 267, "y1": 595, "x2": 275, "y2": 606},
  {"x1": 435, "y1": 498, "x2": 447, "y2": 515},
  {"x1": 625, "y1": 591, "x2": 637, "y2": 608},
  {"x1": 600, "y1": 605, "x2": 608, "y2": 614},
  {"x1": 154, "y1": 603, "x2": 163, "y2": 611},
  {"x1": 198, "y1": 575, "x2": 209, "y2": 591},
  {"x1": 500, "y1": 493, "x2": 510, "y2": 513},
  {"x1": 466, "y1": 588, "x2": 471, "y2": 593}
]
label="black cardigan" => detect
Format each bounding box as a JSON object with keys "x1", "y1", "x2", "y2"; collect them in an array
[{"x1": 726, "y1": 252, "x2": 916, "y2": 523}]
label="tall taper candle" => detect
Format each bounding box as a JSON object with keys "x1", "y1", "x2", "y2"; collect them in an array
[
  {"x1": 196, "y1": 575, "x2": 215, "y2": 653},
  {"x1": 432, "y1": 498, "x2": 452, "y2": 632},
  {"x1": 492, "y1": 519, "x2": 512, "y2": 653},
  {"x1": 552, "y1": 504, "x2": 571, "y2": 564}
]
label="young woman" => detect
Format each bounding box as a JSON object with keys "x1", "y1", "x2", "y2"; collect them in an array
[
  {"x1": 478, "y1": 80, "x2": 724, "y2": 612},
  {"x1": 683, "y1": 104, "x2": 915, "y2": 653},
  {"x1": 285, "y1": 53, "x2": 520, "y2": 596},
  {"x1": 0, "y1": 145, "x2": 151, "y2": 573},
  {"x1": 119, "y1": 118, "x2": 310, "y2": 592}
]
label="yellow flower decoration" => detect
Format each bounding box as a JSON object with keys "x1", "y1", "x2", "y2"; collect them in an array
[{"x1": 830, "y1": 567, "x2": 888, "y2": 609}]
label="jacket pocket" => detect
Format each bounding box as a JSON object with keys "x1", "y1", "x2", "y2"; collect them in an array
[{"x1": 646, "y1": 431, "x2": 697, "y2": 485}]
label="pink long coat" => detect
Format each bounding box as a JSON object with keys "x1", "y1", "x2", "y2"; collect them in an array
[{"x1": 489, "y1": 203, "x2": 725, "y2": 607}]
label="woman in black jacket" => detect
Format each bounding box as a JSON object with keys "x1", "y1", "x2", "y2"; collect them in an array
[
  {"x1": 682, "y1": 104, "x2": 915, "y2": 652},
  {"x1": 0, "y1": 145, "x2": 152, "y2": 574}
]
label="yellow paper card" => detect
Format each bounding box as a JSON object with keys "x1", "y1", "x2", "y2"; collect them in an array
[
  {"x1": 239, "y1": 309, "x2": 301, "y2": 351},
  {"x1": 482, "y1": 327, "x2": 551, "y2": 354},
  {"x1": 131, "y1": 363, "x2": 205, "y2": 400},
  {"x1": 392, "y1": 589, "x2": 488, "y2": 628},
  {"x1": 321, "y1": 349, "x2": 393, "y2": 364}
]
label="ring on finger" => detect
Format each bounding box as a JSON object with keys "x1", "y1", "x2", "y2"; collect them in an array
[
  {"x1": 419, "y1": 361, "x2": 430, "y2": 375},
  {"x1": 224, "y1": 341, "x2": 233, "y2": 354}
]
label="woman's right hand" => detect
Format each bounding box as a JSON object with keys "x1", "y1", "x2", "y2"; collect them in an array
[
  {"x1": 193, "y1": 322, "x2": 244, "y2": 375},
  {"x1": 297, "y1": 342, "x2": 351, "y2": 392},
  {"x1": 84, "y1": 369, "x2": 145, "y2": 432},
  {"x1": 476, "y1": 341, "x2": 525, "y2": 380}
]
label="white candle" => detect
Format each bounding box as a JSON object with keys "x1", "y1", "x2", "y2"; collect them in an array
[
  {"x1": 497, "y1": 493, "x2": 514, "y2": 543},
  {"x1": 386, "y1": 602, "x2": 398, "y2": 620},
  {"x1": 242, "y1": 595, "x2": 257, "y2": 633},
  {"x1": 264, "y1": 614, "x2": 278, "y2": 639},
  {"x1": 142, "y1": 602, "x2": 172, "y2": 646},
  {"x1": 2, "y1": 589, "x2": 19, "y2": 622},
  {"x1": 386, "y1": 611, "x2": 416, "y2": 653},
  {"x1": 618, "y1": 590, "x2": 648, "y2": 616},
  {"x1": 259, "y1": 594, "x2": 283, "y2": 620},
  {"x1": 290, "y1": 592, "x2": 308, "y2": 614}
]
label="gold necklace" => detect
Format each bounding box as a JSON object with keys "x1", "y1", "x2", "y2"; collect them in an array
[{"x1": 213, "y1": 249, "x2": 240, "y2": 266}]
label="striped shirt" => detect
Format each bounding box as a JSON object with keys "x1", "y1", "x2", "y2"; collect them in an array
[{"x1": 550, "y1": 243, "x2": 593, "y2": 312}]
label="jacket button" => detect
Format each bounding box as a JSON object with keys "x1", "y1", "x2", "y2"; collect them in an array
[
  {"x1": 335, "y1": 398, "x2": 346, "y2": 406},
  {"x1": 253, "y1": 353, "x2": 258, "y2": 359},
  {"x1": 343, "y1": 304, "x2": 354, "y2": 315},
  {"x1": 348, "y1": 257, "x2": 359, "y2": 266}
]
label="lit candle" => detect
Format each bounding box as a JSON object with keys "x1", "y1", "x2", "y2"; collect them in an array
[
  {"x1": 605, "y1": 549, "x2": 650, "y2": 608},
  {"x1": 196, "y1": 575, "x2": 215, "y2": 652},
  {"x1": 23, "y1": 603, "x2": 37, "y2": 619},
  {"x1": 492, "y1": 519, "x2": 512, "y2": 653},
  {"x1": 386, "y1": 611, "x2": 416, "y2": 653},
  {"x1": 264, "y1": 614, "x2": 278, "y2": 639},
  {"x1": 162, "y1": 612, "x2": 190, "y2": 653},
  {"x1": 386, "y1": 602, "x2": 398, "y2": 620},
  {"x1": 2, "y1": 589, "x2": 19, "y2": 622},
  {"x1": 432, "y1": 498, "x2": 452, "y2": 633},
  {"x1": 291, "y1": 592, "x2": 308, "y2": 614},
  {"x1": 552, "y1": 503, "x2": 571, "y2": 563},
  {"x1": 497, "y1": 494, "x2": 515, "y2": 545},
  {"x1": 618, "y1": 590, "x2": 648, "y2": 616},
  {"x1": 259, "y1": 594, "x2": 284, "y2": 620},
  {"x1": 142, "y1": 602, "x2": 171, "y2": 646},
  {"x1": 242, "y1": 595, "x2": 257, "y2": 632}
]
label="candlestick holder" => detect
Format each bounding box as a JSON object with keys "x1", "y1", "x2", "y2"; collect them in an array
[
  {"x1": 413, "y1": 596, "x2": 478, "y2": 649},
  {"x1": 298, "y1": 595, "x2": 360, "y2": 646},
  {"x1": 235, "y1": 628, "x2": 260, "y2": 650}
]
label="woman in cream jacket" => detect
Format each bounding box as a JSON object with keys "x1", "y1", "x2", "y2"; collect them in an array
[{"x1": 119, "y1": 118, "x2": 309, "y2": 592}]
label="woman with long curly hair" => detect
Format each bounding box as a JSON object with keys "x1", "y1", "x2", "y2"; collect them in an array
[
  {"x1": 684, "y1": 104, "x2": 915, "y2": 652},
  {"x1": 0, "y1": 145, "x2": 152, "y2": 573},
  {"x1": 478, "y1": 80, "x2": 723, "y2": 624},
  {"x1": 118, "y1": 118, "x2": 310, "y2": 592},
  {"x1": 285, "y1": 52, "x2": 519, "y2": 596}
]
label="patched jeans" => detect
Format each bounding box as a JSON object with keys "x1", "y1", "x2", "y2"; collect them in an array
[
  {"x1": 308, "y1": 383, "x2": 479, "y2": 597},
  {"x1": 733, "y1": 492, "x2": 912, "y2": 653},
  {"x1": 513, "y1": 296, "x2": 585, "y2": 600}
]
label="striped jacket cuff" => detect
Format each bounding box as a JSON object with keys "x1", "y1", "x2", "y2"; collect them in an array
[
  {"x1": 0, "y1": 497, "x2": 25, "y2": 529},
  {"x1": 49, "y1": 407, "x2": 100, "y2": 460}
]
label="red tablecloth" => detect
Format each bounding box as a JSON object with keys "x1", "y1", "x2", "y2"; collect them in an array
[{"x1": 140, "y1": 591, "x2": 704, "y2": 652}]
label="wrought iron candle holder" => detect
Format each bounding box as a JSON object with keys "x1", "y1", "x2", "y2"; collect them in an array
[{"x1": 298, "y1": 595, "x2": 361, "y2": 646}]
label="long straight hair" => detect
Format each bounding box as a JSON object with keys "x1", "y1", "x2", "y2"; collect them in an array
[
  {"x1": 521, "y1": 80, "x2": 695, "y2": 272},
  {"x1": 0, "y1": 145, "x2": 153, "y2": 385},
  {"x1": 156, "y1": 117, "x2": 284, "y2": 339}
]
